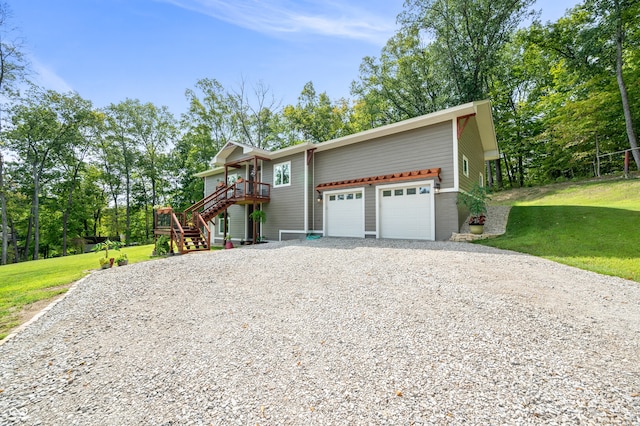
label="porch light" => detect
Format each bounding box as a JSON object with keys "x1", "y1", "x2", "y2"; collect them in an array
[
  {"x1": 316, "y1": 191, "x2": 322, "y2": 203},
  {"x1": 434, "y1": 182, "x2": 441, "y2": 193}
]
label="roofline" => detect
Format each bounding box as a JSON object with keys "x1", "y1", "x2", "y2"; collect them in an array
[
  {"x1": 313, "y1": 100, "x2": 496, "y2": 153},
  {"x1": 194, "y1": 166, "x2": 224, "y2": 178},
  {"x1": 195, "y1": 100, "x2": 499, "y2": 176}
]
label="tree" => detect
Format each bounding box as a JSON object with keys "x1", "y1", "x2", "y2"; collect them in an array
[
  {"x1": 283, "y1": 81, "x2": 353, "y2": 143},
  {"x1": 55, "y1": 106, "x2": 101, "y2": 255},
  {"x1": 228, "y1": 78, "x2": 284, "y2": 150},
  {"x1": 0, "y1": 1, "x2": 27, "y2": 264},
  {"x1": 103, "y1": 100, "x2": 140, "y2": 244},
  {"x1": 532, "y1": 1, "x2": 640, "y2": 175},
  {"x1": 130, "y1": 102, "x2": 176, "y2": 240},
  {"x1": 400, "y1": 0, "x2": 536, "y2": 103},
  {"x1": 351, "y1": 27, "x2": 451, "y2": 127},
  {"x1": 4, "y1": 87, "x2": 90, "y2": 260}
]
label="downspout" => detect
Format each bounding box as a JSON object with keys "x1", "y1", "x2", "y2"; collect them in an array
[
  {"x1": 304, "y1": 150, "x2": 309, "y2": 234},
  {"x1": 312, "y1": 153, "x2": 315, "y2": 232},
  {"x1": 452, "y1": 117, "x2": 460, "y2": 191}
]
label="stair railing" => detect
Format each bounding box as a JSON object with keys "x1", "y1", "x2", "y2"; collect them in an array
[
  {"x1": 194, "y1": 212, "x2": 211, "y2": 250},
  {"x1": 170, "y1": 210, "x2": 185, "y2": 253},
  {"x1": 184, "y1": 185, "x2": 229, "y2": 222}
]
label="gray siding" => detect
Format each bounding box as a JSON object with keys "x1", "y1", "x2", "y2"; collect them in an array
[
  {"x1": 212, "y1": 204, "x2": 245, "y2": 243},
  {"x1": 434, "y1": 192, "x2": 460, "y2": 240},
  {"x1": 458, "y1": 115, "x2": 485, "y2": 192},
  {"x1": 226, "y1": 146, "x2": 249, "y2": 164},
  {"x1": 455, "y1": 116, "x2": 489, "y2": 233},
  {"x1": 312, "y1": 121, "x2": 453, "y2": 235},
  {"x1": 262, "y1": 153, "x2": 305, "y2": 240}
]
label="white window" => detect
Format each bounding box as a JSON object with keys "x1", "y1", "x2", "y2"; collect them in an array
[
  {"x1": 217, "y1": 217, "x2": 226, "y2": 235},
  {"x1": 273, "y1": 161, "x2": 291, "y2": 187},
  {"x1": 462, "y1": 155, "x2": 469, "y2": 177}
]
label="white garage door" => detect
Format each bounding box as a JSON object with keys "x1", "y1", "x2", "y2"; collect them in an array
[
  {"x1": 379, "y1": 184, "x2": 434, "y2": 240},
  {"x1": 325, "y1": 190, "x2": 364, "y2": 238}
]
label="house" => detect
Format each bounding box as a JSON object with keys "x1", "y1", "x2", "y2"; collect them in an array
[{"x1": 155, "y1": 100, "x2": 498, "y2": 251}]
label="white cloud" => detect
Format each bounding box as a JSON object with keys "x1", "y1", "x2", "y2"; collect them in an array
[
  {"x1": 30, "y1": 57, "x2": 74, "y2": 93},
  {"x1": 160, "y1": 0, "x2": 396, "y2": 44}
]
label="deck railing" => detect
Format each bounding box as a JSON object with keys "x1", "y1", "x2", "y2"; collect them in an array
[{"x1": 154, "y1": 180, "x2": 270, "y2": 253}]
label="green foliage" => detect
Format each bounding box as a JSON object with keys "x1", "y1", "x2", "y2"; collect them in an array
[
  {"x1": 479, "y1": 179, "x2": 640, "y2": 282},
  {"x1": 154, "y1": 235, "x2": 170, "y2": 256},
  {"x1": 457, "y1": 184, "x2": 490, "y2": 224},
  {"x1": 282, "y1": 81, "x2": 353, "y2": 143},
  {"x1": 92, "y1": 239, "x2": 122, "y2": 259},
  {"x1": 249, "y1": 209, "x2": 266, "y2": 224}
]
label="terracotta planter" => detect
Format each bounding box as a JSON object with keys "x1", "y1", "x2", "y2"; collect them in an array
[{"x1": 469, "y1": 224, "x2": 484, "y2": 235}]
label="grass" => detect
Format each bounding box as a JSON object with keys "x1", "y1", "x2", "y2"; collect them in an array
[
  {"x1": 479, "y1": 178, "x2": 640, "y2": 282},
  {"x1": 0, "y1": 244, "x2": 157, "y2": 339}
]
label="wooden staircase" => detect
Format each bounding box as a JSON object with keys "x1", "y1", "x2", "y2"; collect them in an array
[{"x1": 154, "y1": 180, "x2": 270, "y2": 254}]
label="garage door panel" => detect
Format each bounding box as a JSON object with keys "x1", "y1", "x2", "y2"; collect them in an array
[
  {"x1": 326, "y1": 191, "x2": 364, "y2": 238},
  {"x1": 379, "y1": 185, "x2": 433, "y2": 240}
]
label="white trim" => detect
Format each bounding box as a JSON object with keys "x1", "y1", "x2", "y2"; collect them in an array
[
  {"x1": 278, "y1": 229, "x2": 306, "y2": 241},
  {"x1": 273, "y1": 161, "x2": 291, "y2": 188},
  {"x1": 462, "y1": 154, "x2": 469, "y2": 178},
  {"x1": 452, "y1": 118, "x2": 460, "y2": 191},
  {"x1": 375, "y1": 179, "x2": 436, "y2": 241},
  {"x1": 217, "y1": 217, "x2": 225, "y2": 236},
  {"x1": 323, "y1": 187, "x2": 366, "y2": 238}
]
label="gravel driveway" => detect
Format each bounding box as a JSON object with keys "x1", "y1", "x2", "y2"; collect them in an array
[{"x1": 1, "y1": 238, "x2": 639, "y2": 425}]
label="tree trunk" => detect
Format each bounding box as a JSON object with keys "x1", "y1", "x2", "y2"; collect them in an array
[
  {"x1": 518, "y1": 155, "x2": 524, "y2": 188},
  {"x1": 495, "y1": 155, "x2": 503, "y2": 189},
  {"x1": 9, "y1": 216, "x2": 19, "y2": 263},
  {"x1": 32, "y1": 163, "x2": 40, "y2": 260},
  {"x1": 486, "y1": 160, "x2": 493, "y2": 188},
  {"x1": 62, "y1": 165, "x2": 81, "y2": 256},
  {"x1": 0, "y1": 154, "x2": 7, "y2": 265},
  {"x1": 614, "y1": 1, "x2": 640, "y2": 169},
  {"x1": 125, "y1": 164, "x2": 131, "y2": 245}
]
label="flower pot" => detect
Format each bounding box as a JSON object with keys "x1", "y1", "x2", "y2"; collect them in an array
[
  {"x1": 109, "y1": 258, "x2": 115, "y2": 267},
  {"x1": 117, "y1": 260, "x2": 128, "y2": 266},
  {"x1": 469, "y1": 224, "x2": 484, "y2": 235},
  {"x1": 225, "y1": 240, "x2": 234, "y2": 249},
  {"x1": 100, "y1": 262, "x2": 111, "y2": 269}
]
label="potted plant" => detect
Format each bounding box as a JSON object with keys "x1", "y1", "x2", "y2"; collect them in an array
[
  {"x1": 93, "y1": 239, "x2": 122, "y2": 269},
  {"x1": 249, "y1": 209, "x2": 267, "y2": 243},
  {"x1": 116, "y1": 253, "x2": 128, "y2": 266},
  {"x1": 457, "y1": 183, "x2": 490, "y2": 235},
  {"x1": 224, "y1": 235, "x2": 234, "y2": 249}
]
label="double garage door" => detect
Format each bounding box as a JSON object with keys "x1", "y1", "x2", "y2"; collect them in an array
[{"x1": 325, "y1": 183, "x2": 434, "y2": 240}]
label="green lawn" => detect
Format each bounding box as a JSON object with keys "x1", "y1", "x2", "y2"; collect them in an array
[
  {"x1": 0, "y1": 244, "x2": 157, "y2": 339},
  {"x1": 479, "y1": 179, "x2": 640, "y2": 282}
]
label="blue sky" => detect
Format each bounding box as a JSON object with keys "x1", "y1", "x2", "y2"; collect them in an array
[{"x1": 11, "y1": 0, "x2": 580, "y2": 117}]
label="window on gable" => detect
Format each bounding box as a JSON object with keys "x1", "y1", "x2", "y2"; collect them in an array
[
  {"x1": 273, "y1": 161, "x2": 291, "y2": 187},
  {"x1": 462, "y1": 155, "x2": 469, "y2": 177}
]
